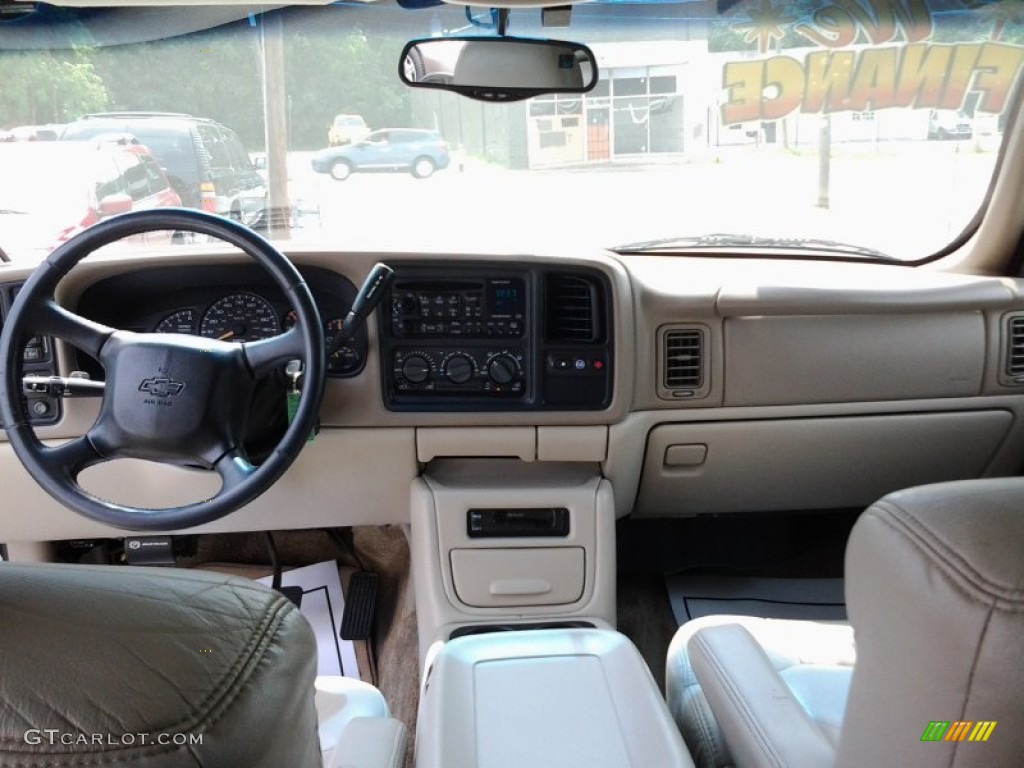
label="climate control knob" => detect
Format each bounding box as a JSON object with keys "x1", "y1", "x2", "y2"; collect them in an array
[
  {"x1": 487, "y1": 354, "x2": 519, "y2": 385},
  {"x1": 401, "y1": 355, "x2": 431, "y2": 384},
  {"x1": 444, "y1": 355, "x2": 474, "y2": 385}
]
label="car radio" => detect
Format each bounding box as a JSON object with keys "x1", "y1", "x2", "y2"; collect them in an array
[{"x1": 390, "y1": 277, "x2": 526, "y2": 339}]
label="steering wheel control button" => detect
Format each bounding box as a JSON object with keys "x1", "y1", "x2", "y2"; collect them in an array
[
  {"x1": 31, "y1": 400, "x2": 50, "y2": 417},
  {"x1": 22, "y1": 337, "x2": 49, "y2": 362}
]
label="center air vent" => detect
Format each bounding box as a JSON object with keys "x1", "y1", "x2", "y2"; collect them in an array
[
  {"x1": 1005, "y1": 315, "x2": 1024, "y2": 384},
  {"x1": 545, "y1": 274, "x2": 599, "y2": 342},
  {"x1": 659, "y1": 325, "x2": 709, "y2": 400}
]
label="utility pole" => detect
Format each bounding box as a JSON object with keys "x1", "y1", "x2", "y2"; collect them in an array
[
  {"x1": 816, "y1": 112, "x2": 831, "y2": 209},
  {"x1": 261, "y1": 12, "x2": 290, "y2": 237}
]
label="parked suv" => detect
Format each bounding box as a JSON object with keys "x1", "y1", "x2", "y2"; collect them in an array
[
  {"x1": 61, "y1": 112, "x2": 266, "y2": 227},
  {"x1": 311, "y1": 128, "x2": 450, "y2": 180},
  {"x1": 0, "y1": 139, "x2": 180, "y2": 261}
]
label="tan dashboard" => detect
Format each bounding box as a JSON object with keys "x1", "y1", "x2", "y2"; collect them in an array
[{"x1": 0, "y1": 246, "x2": 1023, "y2": 542}]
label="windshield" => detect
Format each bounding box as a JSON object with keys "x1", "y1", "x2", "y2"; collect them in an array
[{"x1": 0, "y1": 0, "x2": 1022, "y2": 262}]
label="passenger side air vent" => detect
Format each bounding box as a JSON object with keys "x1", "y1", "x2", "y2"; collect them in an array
[
  {"x1": 545, "y1": 274, "x2": 600, "y2": 342},
  {"x1": 1004, "y1": 314, "x2": 1024, "y2": 385},
  {"x1": 664, "y1": 329, "x2": 703, "y2": 387},
  {"x1": 658, "y1": 325, "x2": 710, "y2": 400}
]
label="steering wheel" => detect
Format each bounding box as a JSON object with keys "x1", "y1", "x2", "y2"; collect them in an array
[{"x1": 0, "y1": 209, "x2": 325, "y2": 531}]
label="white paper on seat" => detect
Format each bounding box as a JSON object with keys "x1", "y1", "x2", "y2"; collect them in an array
[{"x1": 257, "y1": 560, "x2": 360, "y2": 679}]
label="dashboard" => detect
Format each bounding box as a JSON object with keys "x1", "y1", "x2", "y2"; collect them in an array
[{"x1": 4, "y1": 246, "x2": 1024, "y2": 544}]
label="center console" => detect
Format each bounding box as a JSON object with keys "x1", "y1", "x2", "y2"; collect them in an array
[
  {"x1": 410, "y1": 459, "x2": 616, "y2": 659},
  {"x1": 379, "y1": 264, "x2": 614, "y2": 411},
  {"x1": 416, "y1": 629, "x2": 695, "y2": 768}
]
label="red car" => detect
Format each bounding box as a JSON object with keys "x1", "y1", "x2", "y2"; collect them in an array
[{"x1": 0, "y1": 138, "x2": 181, "y2": 262}]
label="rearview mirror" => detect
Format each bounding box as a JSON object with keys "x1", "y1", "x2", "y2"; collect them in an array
[{"x1": 400, "y1": 36, "x2": 598, "y2": 102}]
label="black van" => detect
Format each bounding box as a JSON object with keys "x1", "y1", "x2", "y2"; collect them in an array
[{"x1": 61, "y1": 112, "x2": 267, "y2": 228}]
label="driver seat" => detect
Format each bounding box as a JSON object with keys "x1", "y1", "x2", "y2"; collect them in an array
[
  {"x1": 666, "y1": 477, "x2": 1024, "y2": 768},
  {"x1": 0, "y1": 564, "x2": 398, "y2": 767}
]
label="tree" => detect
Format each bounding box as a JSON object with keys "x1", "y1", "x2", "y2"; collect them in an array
[
  {"x1": 0, "y1": 47, "x2": 108, "y2": 126},
  {"x1": 283, "y1": 26, "x2": 411, "y2": 149},
  {"x1": 89, "y1": 28, "x2": 265, "y2": 149}
]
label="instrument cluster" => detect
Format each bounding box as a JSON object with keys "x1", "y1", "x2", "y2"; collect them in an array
[
  {"x1": 73, "y1": 264, "x2": 367, "y2": 379},
  {"x1": 152, "y1": 292, "x2": 359, "y2": 374}
]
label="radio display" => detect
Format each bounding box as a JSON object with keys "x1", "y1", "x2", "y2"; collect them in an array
[{"x1": 488, "y1": 280, "x2": 525, "y2": 317}]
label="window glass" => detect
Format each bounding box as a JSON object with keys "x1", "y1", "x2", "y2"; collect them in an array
[
  {"x1": 222, "y1": 130, "x2": 252, "y2": 169},
  {"x1": 0, "y1": 1, "x2": 1021, "y2": 262},
  {"x1": 142, "y1": 157, "x2": 168, "y2": 195},
  {"x1": 197, "y1": 125, "x2": 229, "y2": 168},
  {"x1": 95, "y1": 157, "x2": 125, "y2": 201},
  {"x1": 117, "y1": 153, "x2": 152, "y2": 201}
]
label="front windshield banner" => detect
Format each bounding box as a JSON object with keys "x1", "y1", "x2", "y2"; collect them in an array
[{"x1": 717, "y1": 1, "x2": 1023, "y2": 124}]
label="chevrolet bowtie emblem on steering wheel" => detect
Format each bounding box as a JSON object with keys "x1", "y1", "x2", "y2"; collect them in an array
[{"x1": 138, "y1": 377, "x2": 186, "y2": 398}]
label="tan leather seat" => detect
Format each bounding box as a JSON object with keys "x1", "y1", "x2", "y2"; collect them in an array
[
  {"x1": 0, "y1": 563, "x2": 321, "y2": 767},
  {"x1": 666, "y1": 477, "x2": 1024, "y2": 768}
]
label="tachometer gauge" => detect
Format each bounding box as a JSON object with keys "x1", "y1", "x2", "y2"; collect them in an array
[
  {"x1": 200, "y1": 292, "x2": 280, "y2": 342},
  {"x1": 154, "y1": 309, "x2": 196, "y2": 335}
]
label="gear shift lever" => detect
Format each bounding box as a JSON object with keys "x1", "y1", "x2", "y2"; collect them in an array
[{"x1": 328, "y1": 262, "x2": 395, "y2": 356}]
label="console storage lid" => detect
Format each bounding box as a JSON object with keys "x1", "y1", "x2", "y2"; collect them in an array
[{"x1": 416, "y1": 629, "x2": 694, "y2": 768}]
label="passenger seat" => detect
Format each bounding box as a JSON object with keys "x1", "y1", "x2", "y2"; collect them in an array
[{"x1": 665, "y1": 478, "x2": 1024, "y2": 767}]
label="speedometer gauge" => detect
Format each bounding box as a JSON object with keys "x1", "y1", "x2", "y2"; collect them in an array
[{"x1": 200, "y1": 292, "x2": 280, "y2": 342}]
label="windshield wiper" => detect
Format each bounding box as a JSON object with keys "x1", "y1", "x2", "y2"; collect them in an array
[{"x1": 614, "y1": 233, "x2": 894, "y2": 261}]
